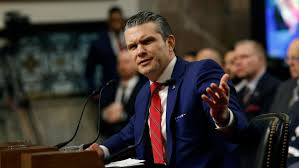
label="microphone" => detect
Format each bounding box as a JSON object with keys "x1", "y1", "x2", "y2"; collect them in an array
[
  {"x1": 104, "y1": 79, "x2": 176, "y2": 163},
  {"x1": 55, "y1": 80, "x2": 115, "y2": 149},
  {"x1": 82, "y1": 79, "x2": 117, "y2": 149}
]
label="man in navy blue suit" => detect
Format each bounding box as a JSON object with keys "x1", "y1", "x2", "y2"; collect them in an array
[
  {"x1": 88, "y1": 11, "x2": 247, "y2": 167},
  {"x1": 85, "y1": 7, "x2": 126, "y2": 92}
]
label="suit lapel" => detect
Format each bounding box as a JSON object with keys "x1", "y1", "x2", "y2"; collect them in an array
[
  {"x1": 136, "y1": 82, "x2": 151, "y2": 149},
  {"x1": 165, "y1": 58, "x2": 187, "y2": 164}
]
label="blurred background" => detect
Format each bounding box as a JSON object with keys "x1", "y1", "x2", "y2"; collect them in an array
[{"x1": 0, "y1": 0, "x2": 292, "y2": 146}]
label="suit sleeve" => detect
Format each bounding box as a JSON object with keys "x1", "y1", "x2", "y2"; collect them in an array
[
  {"x1": 194, "y1": 60, "x2": 247, "y2": 138},
  {"x1": 102, "y1": 114, "x2": 135, "y2": 154}
]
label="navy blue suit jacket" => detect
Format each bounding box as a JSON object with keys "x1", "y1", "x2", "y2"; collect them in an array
[{"x1": 103, "y1": 58, "x2": 247, "y2": 168}]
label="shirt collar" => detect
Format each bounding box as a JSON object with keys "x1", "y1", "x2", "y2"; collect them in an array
[
  {"x1": 243, "y1": 67, "x2": 266, "y2": 92},
  {"x1": 150, "y1": 56, "x2": 177, "y2": 84},
  {"x1": 126, "y1": 75, "x2": 139, "y2": 90}
]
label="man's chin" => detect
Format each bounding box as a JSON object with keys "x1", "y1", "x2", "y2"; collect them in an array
[
  {"x1": 138, "y1": 68, "x2": 151, "y2": 77},
  {"x1": 291, "y1": 73, "x2": 299, "y2": 79}
]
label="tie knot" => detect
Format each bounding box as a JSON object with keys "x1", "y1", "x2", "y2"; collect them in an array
[{"x1": 150, "y1": 82, "x2": 161, "y2": 94}]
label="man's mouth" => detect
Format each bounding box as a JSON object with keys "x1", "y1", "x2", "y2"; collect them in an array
[{"x1": 138, "y1": 58, "x2": 153, "y2": 66}]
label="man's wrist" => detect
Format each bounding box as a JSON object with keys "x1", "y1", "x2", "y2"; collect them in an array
[
  {"x1": 215, "y1": 109, "x2": 234, "y2": 128},
  {"x1": 214, "y1": 108, "x2": 230, "y2": 127},
  {"x1": 99, "y1": 145, "x2": 110, "y2": 159}
]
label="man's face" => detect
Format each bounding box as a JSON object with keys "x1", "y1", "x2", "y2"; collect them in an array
[
  {"x1": 234, "y1": 43, "x2": 263, "y2": 79},
  {"x1": 287, "y1": 40, "x2": 299, "y2": 79},
  {"x1": 109, "y1": 12, "x2": 124, "y2": 33},
  {"x1": 125, "y1": 22, "x2": 174, "y2": 81},
  {"x1": 117, "y1": 51, "x2": 137, "y2": 80}
]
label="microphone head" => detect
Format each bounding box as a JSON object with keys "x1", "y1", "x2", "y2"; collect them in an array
[
  {"x1": 105, "y1": 79, "x2": 116, "y2": 86},
  {"x1": 91, "y1": 80, "x2": 116, "y2": 96}
]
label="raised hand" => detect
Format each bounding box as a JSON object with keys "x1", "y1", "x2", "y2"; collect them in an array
[{"x1": 201, "y1": 74, "x2": 230, "y2": 127}]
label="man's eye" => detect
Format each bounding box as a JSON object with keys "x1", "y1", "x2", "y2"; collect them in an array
[
  {"x1": 142, "y1": 38, "x2": 154, "y2": 45},
  {"x1": 128, "y1": 45, "x2": 137, "y2": 50},
  {"x1": 144, "y1": 39, "x2": 152, "y2": 44}
]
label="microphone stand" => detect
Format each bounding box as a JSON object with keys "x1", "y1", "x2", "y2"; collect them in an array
[
  {"x1": 55, "y1": 80, "x2": 115, "y2": 149},
  {"x1": 82, "y1": 80, "x2": 116, "y2": 149}
]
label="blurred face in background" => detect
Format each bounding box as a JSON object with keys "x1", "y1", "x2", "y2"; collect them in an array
[
  {"x1": 117, "y1": 50, "x2": 137, "y2": 81},
  {"x1": 182, "y1": 54, "x2": 195, "y2": 62},
  {"x1": 224, "y1": 50, "x2": 237, "y2": 78},
  {"x1": 196, "y1": 48, "x2": 223, "y2": 66},
  {"x1": 234, "y1": 42, "x2": 265, "y2": 80},
  {"x1": 286, "y1": 39, "x2": 299, "y2": 79},
  {"x1": 109, "y1": 11, "x2": 124, "y2": 33}
]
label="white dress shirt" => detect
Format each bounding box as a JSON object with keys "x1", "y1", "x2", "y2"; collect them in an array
[
  {"x1": 102, "y1": 76, "x2": 139, "y2": 121},
  {"x1": 289, "y1": 80, "x2": 299, "y2": 107},
  {"x1": 115, "y1": 75, "x2": 139, "y2": 104},
  {"x1": 108, "y1": 31, "x2": 125, "y2": 56},
  {"x1": 149, "y1": 56, "x2": 177, "y2": 141}
]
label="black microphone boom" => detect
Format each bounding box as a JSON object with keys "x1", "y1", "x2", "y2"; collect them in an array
[
  {"x1": 55, "y1": 80, "x2": 115, "y2": 149},
  {"x1": 105, "y1": 79, "x2": 175, "y2": 163},
  {"x1": 82, "y1": 80, "x2": 116, "y2": 149}
]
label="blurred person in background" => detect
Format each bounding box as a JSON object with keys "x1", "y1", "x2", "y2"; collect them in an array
[
  {"x1": 85, "y1": 6, "x2": 126, "y2": 93},
  {"x1": 234, "y1": 40, "x2": 281, "y2": 120},
  {"x1": 100, "y1": 50, "x2": 146, "y2": 138},
  {"x1": 271, "y1": 38, "x2": 299, "y2": 168},
  {"x1": 271, "y1": 38, "x2": 299, "y2": 115},
  {"x1": 223, "y1": 50, "x2": 242, "y2": 88},
  {"x1": 195, "y1": 48, "x2": 223, "y2": 66},
  {"x1": 182, "y1": 51, "x2": 196, "y2": 62}
]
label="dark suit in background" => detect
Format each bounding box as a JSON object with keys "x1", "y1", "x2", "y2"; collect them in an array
[
  {"x1": 270, "y1": 79, "x2": 297, "y2": 114},
  {"x1": 101, "y1": 75, "x2": 146, "y2": 137},
  {"x1": 85, "y1": 31, "x2": 119, "y2": 92},
  {"x1": 85, "y1": 7, "x2": 125, "y2": 92},
  {"x1": 237, "y1": 72, "x2": 281, "y2": 120}
]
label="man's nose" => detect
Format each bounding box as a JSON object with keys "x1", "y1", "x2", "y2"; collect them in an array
[
  {"x1": 136, "y1": 45, "x2": 146, "y2": 56},
  {"x1": 234, "y1": 59, "x2": 241, "y2": 66},
  {"x1": 287, "y1": 59, "x2": 293, "y2": 66}
]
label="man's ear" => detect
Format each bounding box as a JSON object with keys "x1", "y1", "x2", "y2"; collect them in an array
[{"x1": 167, "y1": 35, "x2": 175, "y2": 51}]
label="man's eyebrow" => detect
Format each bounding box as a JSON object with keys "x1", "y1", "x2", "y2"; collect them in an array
[{"x1": 140, "y1": 36, "x2": 156, "y2": 42}]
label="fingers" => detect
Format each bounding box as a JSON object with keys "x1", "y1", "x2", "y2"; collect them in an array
[
  {"x1": 220, "y1": 74, "x2": 230, "y2": 86},
  {"x1": 89, "y1": 143, "x2": 100, "y2": 151},
  {"x1": 210, "y1": 83, "x2": 226, "y2": 99},
  {"x1": 201, "y1": 94, "x2": 216, "y2": 107},
  {"x1": 206, "y1": 87, "x2": 219, "y2": 102},
  {"x1": 88, "y1": 143, "x2": 104, "y2": 159},
  {"x1": 201, "y1": 74, "x2": 231, "y2": 107},
  {"x1": 205, "y1": 83, "x2": 227, "y2": 101},
  {"x1": 220, "y1": 74, "x2": 230, "y2": 95}
]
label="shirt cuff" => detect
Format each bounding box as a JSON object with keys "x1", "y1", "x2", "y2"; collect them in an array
[
  {"x1": 100, "y1": 145, "x2": 110, "y2": 159},
  {"x1": 289, "y1": 146, "x2": 299, "y2": 157},
  {"x1": 214, "y1": 108, "x2": 234, "y2": 129}
]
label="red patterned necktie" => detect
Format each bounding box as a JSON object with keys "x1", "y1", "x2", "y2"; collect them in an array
[{"x1": 149, "y1": 82, "x2": 165, "y2": 164}]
